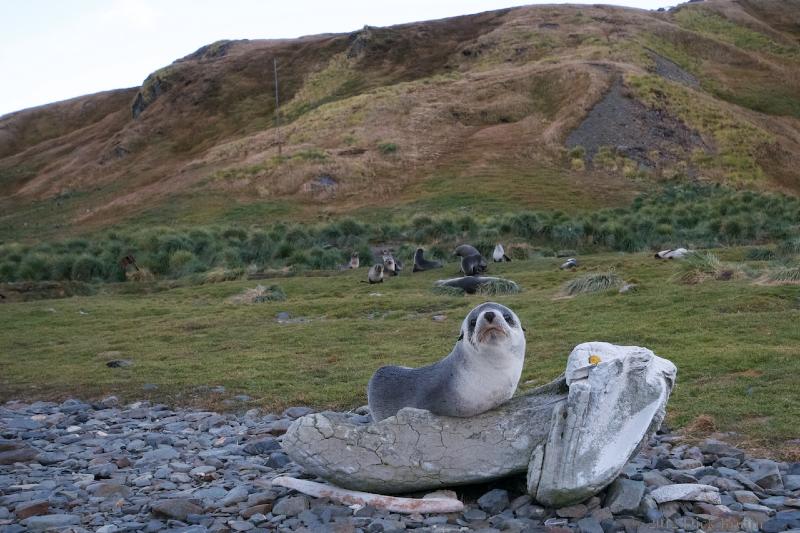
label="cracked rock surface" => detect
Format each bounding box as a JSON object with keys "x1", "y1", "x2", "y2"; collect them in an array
[
  {"x1": 283, "y1": 342, "x2": 677, "y2": 507},
  {"x1": 282, "y1": 378, "x2": 565, "y2": 494}
]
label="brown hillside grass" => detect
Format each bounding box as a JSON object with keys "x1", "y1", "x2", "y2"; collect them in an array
[{"x1": 2, "y1": 2, "x2": 800, "y2": 239}]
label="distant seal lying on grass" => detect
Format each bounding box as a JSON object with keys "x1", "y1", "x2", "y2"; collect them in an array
[
  {"x1": 367, "y1": 302, "x2": 526, "y2": 421},
  {"x1": 434, "y1": 276, "x2": 519, "y2": 295},
  {"x1": 654, "y1": 248, "x2": 689, "y2": 259},
  {"x1": 413, "y1": 248, "x2": 443, "y2": 272}
]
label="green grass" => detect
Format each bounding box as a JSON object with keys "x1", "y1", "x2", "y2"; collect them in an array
[
  {"x1": 627, "y1": 74, "x2": 773, "y2": 183},
  {"x1": 674, "y1": 7, "x2": 800, "y2": 60},
  {"x1": 1, "y1": 250, "x2": 798, "y2": 455}
]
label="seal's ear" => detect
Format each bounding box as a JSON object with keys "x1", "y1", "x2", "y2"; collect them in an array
[{"x1": 457, "y1": 331, "x2": 464, "y2": 341}]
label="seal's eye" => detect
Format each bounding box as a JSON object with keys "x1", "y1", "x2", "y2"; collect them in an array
[
  {"x1": 503, "y1": 313, "x2": 514, "y2": 325},
  {"x1": 469, "y1": 318, "x2": 477, "y2": 328}
]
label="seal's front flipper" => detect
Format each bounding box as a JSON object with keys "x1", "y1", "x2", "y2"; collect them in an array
[{"x1": 528, "y1": 342, "x2": 677, "y2": 507}]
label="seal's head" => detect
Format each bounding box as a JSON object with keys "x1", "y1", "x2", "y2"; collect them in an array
[
  {"x1": 459, "y1": 302, "x2": 525, "y2": 357},
  {"x1": 375, "y1": 264, "x2": 384, "y2": 274}
]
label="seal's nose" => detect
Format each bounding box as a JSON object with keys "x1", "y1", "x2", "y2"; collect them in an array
[{"x1": 484, "y1": 311, "x2": 495, "y2": 323}]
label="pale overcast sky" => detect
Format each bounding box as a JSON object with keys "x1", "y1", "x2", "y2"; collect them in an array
[{"x1": 0, "y1": 0, "x2": 673, "y2": 117}]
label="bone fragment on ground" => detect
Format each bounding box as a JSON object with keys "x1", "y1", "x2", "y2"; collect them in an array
[{"x1": 270, "y1": 476, "x2": 464, "y2": 514}]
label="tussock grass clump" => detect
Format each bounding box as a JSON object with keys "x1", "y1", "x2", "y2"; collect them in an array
[
  {"x1": 562, "y1": 272, "x2": 623, "y2": 296},
  {"x1": 201, "y1": 267, "x2": 244, "y2": 284},
  {"x1": 745, "y1": 248, "x2": 775, "y2": 261},
  {"x1": 764, "y1": 266, "x2": 800, "y2": 285},
  {"x1": 476, "y1": 278, "x2": 521, "y2": 296},
  {"x1": 228, "y1": 284, "x2": 286, "y2": 304},
  {"x1": 673, "y1": 251, "x2": 742, "y2": 284},
  {"x1": 778, "y1": 238, "x2": 800, "y2": 258},
  {"x1": 431, "y1": 285, "x2": 465, "y2": 297}
]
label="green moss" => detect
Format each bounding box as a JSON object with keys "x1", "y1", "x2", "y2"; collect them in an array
[{"x1": 377, "y1": 142, "x2": 398, "y2": 154}]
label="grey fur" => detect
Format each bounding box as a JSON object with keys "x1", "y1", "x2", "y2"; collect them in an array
[
  {"x1": 413, "y1": 248, "x2": 443, "y2": 272},
  {"x1": 559, "y1": 258, "x2": 578, "y2": 270},
  {"x1": 435, "y1": 276, "x2": 507, "y2": 294},
  {"x1": 461, "y1": 254, "x2": 488, "y2": 276},
  {"x1": 381, "y1": 249, "x2": 402, "y2": 276},
  {"x1": 454, "y1": 244, "x2": 480, "y2": 257},
  {"x1": 367, "y1": 264, "x2": 384, "y2": 284},
  {"x1": 368, "y1": 302, "x2": 526, "y2": 422}
]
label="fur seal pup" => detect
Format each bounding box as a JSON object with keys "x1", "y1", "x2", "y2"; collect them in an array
[
  {"x1": 365, "y1": 264, "x2": 384, "y2": 284},
  {"x1": 492, "y1": 244, "x2": 511, "y2": 262},
  {"x1": 559, "y1": 258, "x2": 578, "y2": 270},
  {"x1": 654, "y1": 248, "x2": 689, "y2": 259},
  {"x1": 454, "y1": 243, "x2": 488, "y2": 276},
  {"x1": 383, "y1": 256, "x2": 398, "y2": 276},
  {"x1": 454, "y1": 244, "x2": 481, "y2": 258},
  {"x1": 413, "y1": 248, "x2": 443, "y2": 272},
  {"x1": 339, "y1": 251, "x2": 360, "y2": 271},
  {"x1": 461, "y1": 253, "x2": 488, "y2": 276},
  {"x1": 381, "y1": 249, "x2": 403, "y2": 276},
  {"x1": 367, "y1": 302, "x2": 526, "y2": 422}
]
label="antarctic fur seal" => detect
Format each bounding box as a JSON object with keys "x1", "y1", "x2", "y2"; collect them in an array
[
  {"x1": 559, "y1": 258, "x2": 578, "y2": 270},
  {"x1": 339, "y1": 251, "x2": 360, "y2": 271},
  {"x1": 461, "y1": 253, "x2": 488, "y2": 276},
  {"x1": 454, "y1": 243, "x2": 488, "y2": 276},
  {"x1": 365, "y1": 264, "x2": 384, "y2": 284},
  {"x1": 383, "y1": 256, "x2": 398, "y2": 276},
  {"x1": 381, "y1": 249, "x2": 403, "y2": 276},
  {"x1": 368, "y1": 302, "x2": 526, "y2": 422},
  {"x1": 492, "y1": 244, "x2": 511, "y2": 262},
  {"x1": 454, "y1": 244, "x2": 481, "y2": 258},
  {"x1": 413, "y1": 248, "x2": 443, "y2": 272},
  {"x1": 654, "y1": 248, "x2": 689, "y2": 259},
  {"x1": 434, "y1": 276, "x2": 518, "y2": 295}
]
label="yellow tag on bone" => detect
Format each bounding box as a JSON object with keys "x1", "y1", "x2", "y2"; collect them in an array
[{"x1": 588, "y1": 354, "x2": 602, "y2": 365}]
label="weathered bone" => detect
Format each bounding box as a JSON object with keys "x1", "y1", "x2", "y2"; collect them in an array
[
  {"x1": 281, "y1": 342, "x2": 676, "y2": 507},
  {"x1": 270, "y1": 476, "x2": 465, "y2": 514}
]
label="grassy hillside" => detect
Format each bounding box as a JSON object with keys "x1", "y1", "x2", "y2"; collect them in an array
[
  {"x1": 1, "y1": 249, "x2": 798, "y2": 458},
  {"x1": 2, "y1": 0, "x2": 800, "y2": 242}
]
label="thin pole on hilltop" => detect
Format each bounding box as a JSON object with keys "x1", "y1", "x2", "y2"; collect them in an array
[{"x1": 273, "y1": 57, "x2": 281, "y2": 158}]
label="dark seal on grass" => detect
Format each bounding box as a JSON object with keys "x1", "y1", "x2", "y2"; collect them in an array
[{"x1": 413, "y1": 248, "x2": 443, "y2": 272}]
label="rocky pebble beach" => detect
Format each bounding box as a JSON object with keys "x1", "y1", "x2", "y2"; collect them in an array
[{"x1": 1, "y1": 398, "x2": 799, "y2": 532}]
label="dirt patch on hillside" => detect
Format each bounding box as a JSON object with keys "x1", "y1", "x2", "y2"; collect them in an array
[
  {"x1": 647, "y1": 50, "x2": 699, "y2": 88},
  {"x1": 566, "y1": 77, "x2": 708, "y2": 170}
]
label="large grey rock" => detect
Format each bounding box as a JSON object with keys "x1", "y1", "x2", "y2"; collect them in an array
[
  {"x1": 272, "y1": 495, "x2": 309, "y2": 517},
  {"x1": 150, "y1": 498, "x2": 203, "y2": 521},
  {"x1": 604, "y1": 478, "x2": 645, "y2": 514},
  {"x1": 650, "y1": 483, "x2": 721, "y2": 504},
  {"x1": 21, "y1": 514, "x2": 81, "y2": 531},
  {"x1": 749, "y1": 460, "x2": 784, "y2": 490},
  {"x1": 477, "y1": 489, "x2": 510, "y2": 514},
  {"x1": 282, "y1": 342, "x2": 676, "y2": 507}
]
